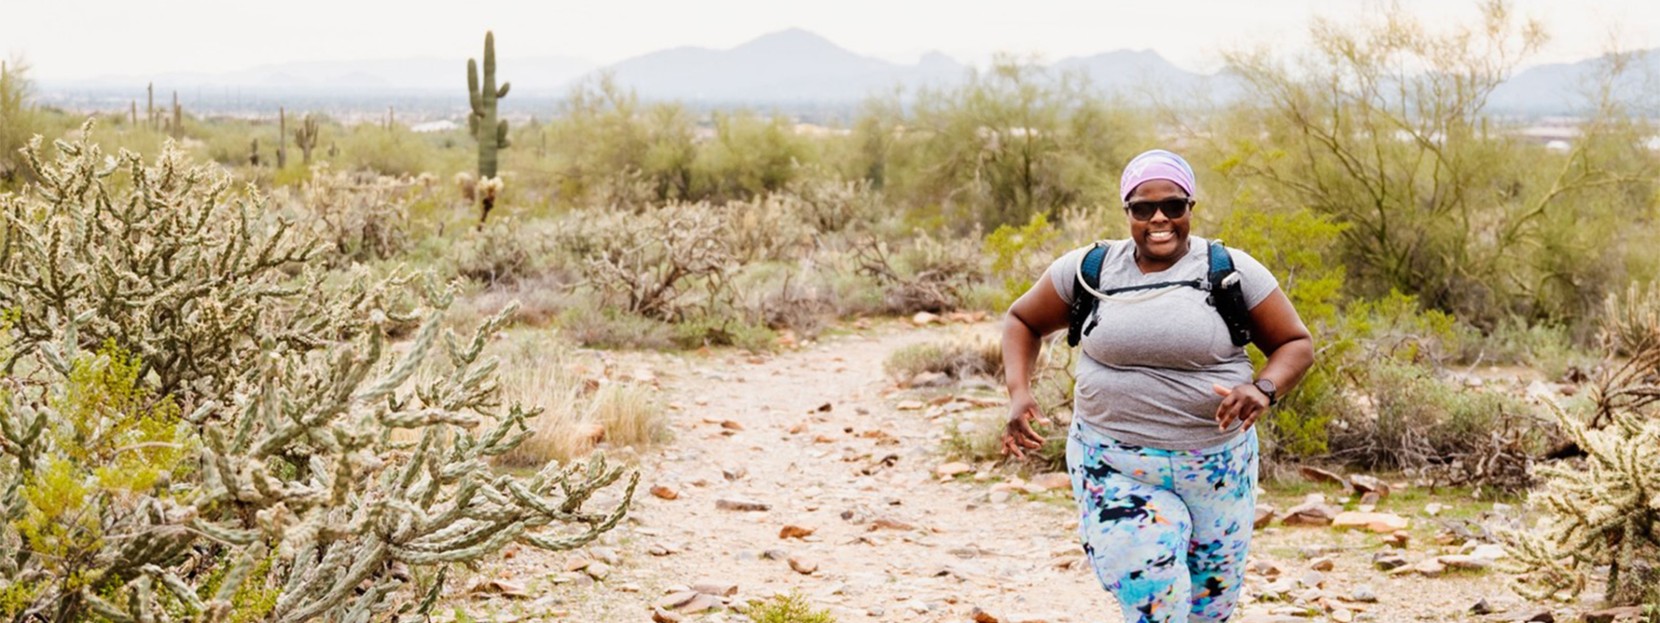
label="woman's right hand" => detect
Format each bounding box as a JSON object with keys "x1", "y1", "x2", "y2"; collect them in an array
[{"x1": 1001, "y1": 392, "x2": 1051, "y2": 460}]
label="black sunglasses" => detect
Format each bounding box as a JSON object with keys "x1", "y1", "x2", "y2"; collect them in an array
[{"x1": 1124, "y1": 198, "x2": 1193, "y2": 221}]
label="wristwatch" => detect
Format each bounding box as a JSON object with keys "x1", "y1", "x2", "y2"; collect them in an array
[{"x1": 1252, "y1": 378, "x2": 1277, "y2": 406}]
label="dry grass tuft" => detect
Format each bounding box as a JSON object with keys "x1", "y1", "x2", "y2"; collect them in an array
[{"x1": 492, "y1": 339, "x2": 667, "y2": 467}]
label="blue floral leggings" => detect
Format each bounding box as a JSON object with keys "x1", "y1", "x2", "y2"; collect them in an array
[{"x1": 1065, "y1": 422, "x2": 1259, "y2": 623}]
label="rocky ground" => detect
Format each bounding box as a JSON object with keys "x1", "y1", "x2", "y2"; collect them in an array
[{"x1": 438, "y1": 321, "x2": 1622, "y2": 623}]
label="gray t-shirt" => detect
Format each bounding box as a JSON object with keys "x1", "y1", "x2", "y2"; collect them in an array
[{"x1": 1045, "y1": 236, "x2": 1279, "y2": 450}]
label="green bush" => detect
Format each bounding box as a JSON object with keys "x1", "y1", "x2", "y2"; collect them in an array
[
  {"x1": 741, "y1": 592, "x2": 836, "y2": 623},
  {"x1": 885, "y1": 339, "x2": 1002, "y2": 381}
]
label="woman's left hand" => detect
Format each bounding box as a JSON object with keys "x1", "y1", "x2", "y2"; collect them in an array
[{"x1": 1212, "y1": 383, "x2": 1269, "y2": 431}]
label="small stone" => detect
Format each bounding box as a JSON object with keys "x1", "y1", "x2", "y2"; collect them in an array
[
  {"x1": 788, "y1": 556, "x2": 819, "y2": 575},
  {"x1": 1332, "y1": 608, "x2": 1355, "y2": 623},
  {"x1": 584, "y1": 562, "x2": 611, "y2": 580},
  {"x1": 1346, "y1": 585, "x2": 1378, "y2": 603},
  {"x1": 1309, "y1": 557, "x2": 1335, "y2": 572},
  {"x1": 1424, "y1": 502, "x2": 1447, "y2": 516},
  {"x1": 1279, "y1": 496, "x2": 1339, "y2": 526},
  {"x1": 936, "y1": 462, "x2": 973, "y2": 477},
  {"x1": 1372, "y1": 552, "x2": 1408, "y2": 571},
  {"x1": 719, "y1": 419, "x2": 744, "y2": 431},
  {"x1": 690, "y1": 581, "x2": 739, "y2": 597},
  {"x1": 1030, "y1": 472, "x2": 1071, "y2": 491},
  {"x1": 649, "y1": 485, "x2": 679, "y2": 500},
  {"x1": 971, "y1": 607, "x2": 1004, "y2": 623},
  {"x1": 1382, "y1": 531, "x2": 1411, "y2": 548},
  {"x1": 1248, "y1": 560, "x2": 1283, "y2": 577},
  {"x1": 911, "y1": 311, "x2": 942, "y2": 326},
  {"x1": 1254, "y1": 504, "x2": 1276, "y2": 529},
  {"x1": 1439, "y1": 554, "x2": 1493, "y2": 571},
  {"x1": 722, "y1": 466, "x2": 747, "y2": 481},
  {"x1": 869, "y1": 517, "x2": 916, "y2": 531},
  {"x1": 779, "y1": 524, "x2": 815, "y2": 539},
  {"x1": 564, "y1": 557, "x2": 592, "y2": 572},
  {"x1": 1412, "y1": 558, "x2": 1447, "y2": 578},
  {"x1": 1348, "y1": 474, "x2": 1390, "y2": 499},
  {"x1": 657, "y1": 591, "x2": 699, "y2": 610},
  {"x1": 896, "y1": 400, "x2": 925, "y2": 411},
  {"x1": 675, "y1": 593, "x2": 721, "y2": 613},
  {"x1": 1523, "y1": 610, "x2": 1556, "y2": 622},
  {"x1": 1471, "y1": 599, "x2": 1496, "y2": 615},
  {"x1": 1298, "y1": 570, "x2": 1325, "y2": 588},
  {"x1": 762, "y1": 549, "x2": 789, "y2": 560},
  {"x1": 1332, "y1": 511, "x2": 1410, "y2": 533},
  {"x1": 910, "y1": 371, "x2": 951, "y2": 387},
  {"x1": 715, "y1": 497, "x2": 770, "y2": 512},
  {"x1": 989, "y1": 490, "x2": 1012, "y2": 504},
  {"x1": 651, "y1": 607, "x2": 684, "y2": 623},
  {"x1": 1298, "y1": 465, "x2": 1347, "y2": 487}
]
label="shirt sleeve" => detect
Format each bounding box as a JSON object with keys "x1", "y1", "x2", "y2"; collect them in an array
[
  {"x1": 1045, "y1": 246, "x2": 1092, "y2": 306},
  {"x1": 1229, "y1": 247, "x2": 1280, "y2": 309}
]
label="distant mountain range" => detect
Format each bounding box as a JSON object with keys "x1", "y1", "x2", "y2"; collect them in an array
[{"x1": 35, "y1": 28, "x2": 1660, "y2": 117}]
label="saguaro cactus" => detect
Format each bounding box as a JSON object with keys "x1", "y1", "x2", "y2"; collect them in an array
[
  {"x1": 467, "y1": 30, "x2": 511, "y2": 224},
  {"x1": 294, "y1": 113, "x2": 320, "y2": 164},
  {"x1": 171, "y1": 90, "x2": 181, "y2": 138}
]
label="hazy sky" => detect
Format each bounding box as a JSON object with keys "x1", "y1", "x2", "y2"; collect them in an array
[{"x1": 5, "y1": 0, "x2": 1658, "y2": 80}]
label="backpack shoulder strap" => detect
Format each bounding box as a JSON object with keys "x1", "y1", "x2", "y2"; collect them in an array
[
  {"x1": 1066, "y1": 242, "x2": 1110, "y2": 347},
  {"x1": 1206, "y1": 239, "x2": 1253, "y2": 346}
]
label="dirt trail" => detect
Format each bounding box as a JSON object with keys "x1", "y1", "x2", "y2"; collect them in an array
[{"x1": 458, "y1": 322, "x2": 1549, "y2": 623}]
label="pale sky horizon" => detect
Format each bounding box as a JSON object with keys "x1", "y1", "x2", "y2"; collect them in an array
[{"x1": 5, "y1": 0, "x2": 1659, "y2": 81}]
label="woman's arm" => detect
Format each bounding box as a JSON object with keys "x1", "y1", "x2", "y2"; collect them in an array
[
  {"x1": 1001, "y1": 273, "x2": 1072, "y2": 458},
  {"x1": 1214, "y1": 288, "x2": 1315, "y2": 431}
]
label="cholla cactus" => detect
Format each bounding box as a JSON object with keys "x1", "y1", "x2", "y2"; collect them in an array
[
  {"x1": 1504, "y1": 287, "x2": 1660, "y2": 606},
  {"x1": 0, "y1": 121, "x2": 638, "y2": 622},
  {"x1": 454, "y1": 171, "x2": 477, "y2": 202}
]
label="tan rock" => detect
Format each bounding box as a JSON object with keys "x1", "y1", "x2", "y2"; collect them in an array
[
  {"x1": 1411, "y1": 558, "x2": 1446, "y2": 578},
  {"x1": 870, "y1": 517, "x2": 916, "y2": 531},
  {"x1": 1348, "y1": 474, "x2": 1390, "y2": 499},
  {"x1": 1583, "y1": 606, "x2": 1645, "y2": 623},
  {"x1": 1279, "y1": 496, "x2": 1338, "y2": 526},
  {"x1": 675, "y1": 593, "x2": 721, "y2": 613},
  {"x1": 1254, "y1": 504, "x2": 1276, "y2": 529},
  {"x1": 715, "y1": 497, "x2": 770, "y2": 512},
  {"x1": 1437, "y1": 555, "x2": 1492, "y2": 571},
  {"x1": 656, "y1": 591, "x2": 699, "y2": 610},
  {"x1": 467, "y1": 578, "x2": 529, "y2": 598},
  {"x1": 1332, "y1": 511, "x2": 1409, "y2": 533},
  {"x1": 971, "y1": 607, "x2": 1004, "y2": 623},
  {"x1": 936, "y1": 462, "x2": 973, "y2": 477},
  {"x1": 779, "y1": 524, "x2": 816, "y2": 539},
  {"x1": 1297, "y1": 465, "x2": 1348, "y2": 488},
  {"x1": 564, "y1": 558, "x2": 592, "y2": 572},
  {"x1": 896, "y1": 400, "x2": 925, "y2": 411},
  {"x1": 1029, "y1": 472, "x2": 1071, "y2": 491},
  {"x1": 719, "y1": 419, "x2": 744, "y2": 431},
  {"x1": 1309, "y1": 557, "x2": 1335, "y2": 572},
  {"x1": 651, "y1": 606, "x2": 685, "y2": 623},
  {"x1": 912, "y1": 311, "x2": 942, "y2": 326},
  {"x1": 788, "y1": 556, "x2": 819, "y2": 575},
  {"x1": 649, "y1": 485, "x2": 680, "y2": 501},
  {"x1": 690, "y1": 581, "x2": 739, "y2": 597},
  {"x1": 584, "y1": 562, "x2": 611, "y2": 580}
]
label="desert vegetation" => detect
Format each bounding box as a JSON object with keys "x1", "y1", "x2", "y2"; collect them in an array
[{"x1": 3, "y1": 1, "x2": 1660, "y2": 619}]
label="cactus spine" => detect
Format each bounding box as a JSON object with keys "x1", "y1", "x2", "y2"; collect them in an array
[
  {"x1": 294, "y1": 113, "x2": 320, "y2": 164},
  {"x1": 467, "y1": 30, "x2": 511, "y2": 223},
  {"x1": 277, "y1": 107, "x2": 288, "y2": 169}
]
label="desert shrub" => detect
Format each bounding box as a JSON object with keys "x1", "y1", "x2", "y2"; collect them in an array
[
  {"x1": 1602, "y1": 281, "x2": 1660, "y2": 356},
  {"x1": 0, "y1": 56, "x2": 41, "y2": 186},
  {"x1": 1462, "y1": 319, "x2": 1591, "y2": 381},
  {"x1": 494, "y1": 339, "x2": 665, "y2": 467},
  {"x1": 718, "y1": 194, "x2": 814, "y2": 264},
  {"x1": 883, "y1": 56, "x2": 1151, "y2": 229},
  {"x1": 561, "y1": 202, "x2": 737, "y2": 321},
  {"x1": 885, "y1": 339, "x2": 1002, "y2": 381},
  {"x1": 733, "y1": 261, "x2": 838, "y2": 338},
  {"x1": 282, "y1": 163, "x2": 413, "y2": 267},
  {"x1": 1329, "y1": 359, "x2": 1541, "y2": 478},
  {"x1": 0, "y1": 124, "x2": 636, "y2": 621},
  {"x1": 672, "y1": 311, "x2": 777, "y2": 351},
  {"x1": 853, "y1": 230, "x2": 986, "y2": 314},
  {"x1": 985, "y1": 212, "x2": 1063, "y2": 309},
  {"x1": 549, "y1": 76, "x2": 697, "y2": 208},
  {"x1": 453, "y1": 216, "x2": 557, "y2": 286},
  {"x1": 556, "y1": 304, "x2": 678, "y2": 351},
  {"x1": 788, "y1": 175, "x2": 883, "y2": 234},
  {"x1": 692, "y1": 110, "x2": 816, "y2": 201},
  {"x1": 741, "y1": 592, "x2": 836, "y2": 623}
]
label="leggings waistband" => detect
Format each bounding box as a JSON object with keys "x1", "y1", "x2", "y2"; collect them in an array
[{"x1": 1069, "y1": 419, "x2": 1256, "y2": 458}]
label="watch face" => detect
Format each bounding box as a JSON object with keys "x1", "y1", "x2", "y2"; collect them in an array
[{"x1": 1254, "y1": 379, "x2": 1276, "y2": 401}]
